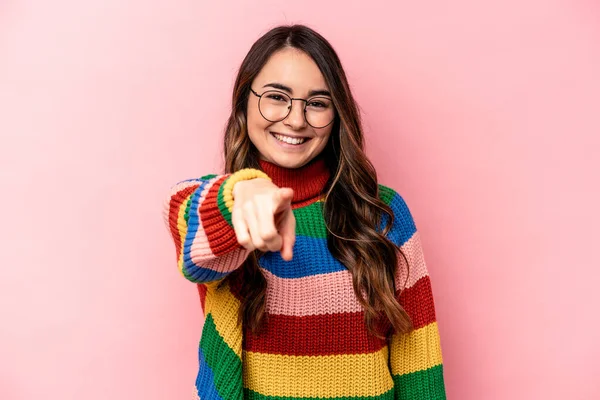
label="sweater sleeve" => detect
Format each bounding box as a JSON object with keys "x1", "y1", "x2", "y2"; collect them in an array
[
  {"x1": 382, "y1": 187, "x2": 447, "y2": 400},
  {"x1": 163, "y1": 170, "x2": 267, "y2": 284}
]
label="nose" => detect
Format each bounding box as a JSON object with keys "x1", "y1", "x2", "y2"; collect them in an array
[{"x1": 284, "y1": 99, "x2": 307, "y2": 130}]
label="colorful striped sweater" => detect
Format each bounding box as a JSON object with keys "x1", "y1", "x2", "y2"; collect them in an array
[{"x1": 163, "y1": 157, "x2": 446, "y2": 400}]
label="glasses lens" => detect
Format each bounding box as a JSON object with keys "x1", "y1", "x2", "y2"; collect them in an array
[
  {"x1": 305, "y1": 96, "x2": 335, "y2": 128},
  {"x1": 259, "y1": 91, "x2": 291, "y2": 122}
]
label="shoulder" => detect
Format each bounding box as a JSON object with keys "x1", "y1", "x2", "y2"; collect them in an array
[
  {"x1": 377, "y1": 184, "x2": 414, "y2": 221},
  {"x1": 377, "y1": 184, "x2": 417, "y2": 246}
]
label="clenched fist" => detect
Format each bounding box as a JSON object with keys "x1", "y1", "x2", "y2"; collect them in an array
[{"x1": 231, "y1": 178, "x2": 296, "y2": 261}]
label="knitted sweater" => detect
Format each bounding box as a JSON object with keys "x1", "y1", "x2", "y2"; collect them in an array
[{"x1": 163, "y1": 158, "x2": 446, "y2": 400}]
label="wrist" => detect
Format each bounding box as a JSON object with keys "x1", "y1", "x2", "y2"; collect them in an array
[{"x1": 222, "y1": 169, "x2": 271, "y2": 211}]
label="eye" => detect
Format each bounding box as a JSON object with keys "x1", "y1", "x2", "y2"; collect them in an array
[
  {"x1": 308, "y1": 101, "x2": 326, "y2": 108},
  {"x1": 266, "y1": 93, "x2": 287, "y2": 102},
  {"x1": 307, "y1": 98, "x2": 331, "y2": 109}
]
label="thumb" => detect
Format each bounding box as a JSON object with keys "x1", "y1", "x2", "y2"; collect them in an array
[{"x1": 273, "y1": 188, "x2": 294, "y2": 213}]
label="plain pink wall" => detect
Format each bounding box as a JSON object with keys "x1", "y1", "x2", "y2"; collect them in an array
[{"x1": 1, "y1": 1, "x2": 599, "y2": 399}]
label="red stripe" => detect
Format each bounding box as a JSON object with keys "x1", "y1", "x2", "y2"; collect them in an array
[
  {"x1": 243, "y1": 311, "x2": 390, "y2": 356},
  {"x1": 197, "y1": 284, "x2": 207, "y2": 313},
  {"x1": 167, "y1": 184, "x2": 199, "y2": 261},
  {"x1": 199, "y1": 176, "x2": 239, "y2": 256},
  {"x1": 397, "y1": 275, "x2": 438, "y2": 329}
]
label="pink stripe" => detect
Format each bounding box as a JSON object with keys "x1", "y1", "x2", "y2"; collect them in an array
[
  {"x1": 189, "y1": 176, "x2": 248, "y2": 273},
  {"x1": 262, "y1": 268, "x2": 363, "y2": 316},
  {"x1": 395, "y1": 231, "x2": 429, "y2": 291},
  {"x1": 262, "y1": 232, "x2": 430, "y2": 317}
]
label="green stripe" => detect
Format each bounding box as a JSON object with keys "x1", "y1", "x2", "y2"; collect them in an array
[
  {"x1": 292, "y1": 186, "x2": 397, "y2": 239},
  {"x1": 183, "y1": 195, "x2": 192, "y2": 224},
  {"x1": 209, "y1": 183, "x2": 398, "y2": 239},
  {"x1": 393, "y1": 364, "x2": 446, "y2": 400},
  {"x1": 293, "y1": 201, "x2": 327, "y2": 238},
  {"x1": 378, "y1": 184, "x2": 396, "y2": 206},
  {"x1": 217, "y1": 177, "x2": 234, "y2": 227},
  {"x1": 200, "y1": 314, "x2": 243, "y2": 399},
  {"x1": 201, "y1": 174, "x2": 218, "y2": 180},
  {"x1": 244, "y1": 387, "x2": 394, "y2": 400}
]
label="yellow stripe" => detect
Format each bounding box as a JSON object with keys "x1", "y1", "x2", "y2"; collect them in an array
[
  {"x1": 243, "y1": 347, "x2": 393, "y2": 397},
  {"x1": 222, "y1": 169, "x2": 271, "y2": 211},
  {"x1": 175, "y1": 194, "x2": 191, "y2": 275},
  {"x1": 389, "y1": 321, "x2": 443, "y2": 375},
  {"x1": 204, "y1": 284, "x2": 243, "y2": 358}
]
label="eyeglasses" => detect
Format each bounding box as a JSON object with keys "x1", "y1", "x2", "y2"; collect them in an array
[{"x1": 250, "y1": 88, "x2": 336, "y2": 129}]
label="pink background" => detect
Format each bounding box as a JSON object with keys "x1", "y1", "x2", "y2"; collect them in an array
[{"x1": 1, "y1": 1, "x2": 599, "y2": 399}]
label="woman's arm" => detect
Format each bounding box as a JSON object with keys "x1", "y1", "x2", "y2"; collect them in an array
[
  {"x1": 163, "y1": 173, "x2": 254, "y2": 284},
  {"x1": 382, "y1": 187, "x2": 447, "y2": 399}
]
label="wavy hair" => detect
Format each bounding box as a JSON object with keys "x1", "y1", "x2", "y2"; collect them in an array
[{"x1": 221, "y1": 24, "x2": 413, "y2": 338}]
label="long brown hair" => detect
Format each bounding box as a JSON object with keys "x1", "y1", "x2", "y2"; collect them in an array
[{"x1": 222, "y1": 24, "x2": 413, "y2": 338}]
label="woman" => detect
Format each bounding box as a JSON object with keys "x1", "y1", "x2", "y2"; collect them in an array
[{"x1": 164, "y1": 24, "x2": 446, "y2": 400}]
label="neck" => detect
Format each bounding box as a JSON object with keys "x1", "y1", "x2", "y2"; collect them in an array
[{"x1": 258, "y1": 157, "x2": 331, "y2": 204}]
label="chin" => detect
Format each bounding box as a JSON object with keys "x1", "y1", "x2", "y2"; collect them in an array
[{"x1": 266, "y1": 153, "x2": 310, "y2": 169}]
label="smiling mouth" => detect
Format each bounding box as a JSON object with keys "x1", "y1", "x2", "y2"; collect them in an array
[{"x1": 270, "y1": 132, "x2": 311, "y2": 145}]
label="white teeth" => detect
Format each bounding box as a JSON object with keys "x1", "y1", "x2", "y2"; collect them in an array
[{"x1": 273, "y1": 133, "x2": 306, "y2": 145}]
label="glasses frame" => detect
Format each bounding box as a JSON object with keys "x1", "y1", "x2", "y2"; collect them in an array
[{"x1": 249, "y1": 87, "x2": 336, "y2": 129}]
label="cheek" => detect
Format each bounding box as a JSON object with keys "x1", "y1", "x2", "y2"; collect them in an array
[
  {"x1": 247, "y1": 104, "x2": 271, "y2": 131},
  {"x1": 246, "y1": 104, "x2": 258, "y2": 128},
  {"x1": 315, "y1": 128, "x2": 333, "y2": 145},
  {"x1": 246, "y1": 104, "x2": 265, "y2": 146}
]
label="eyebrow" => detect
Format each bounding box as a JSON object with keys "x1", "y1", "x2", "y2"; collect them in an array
[{"x1": 262, "y1": 82, "x2": 331, "y2": 98}]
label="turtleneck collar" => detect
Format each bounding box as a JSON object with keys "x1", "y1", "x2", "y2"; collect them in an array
[{"x1": 258, "y1": 157, "x2": 331, "y2": 204}]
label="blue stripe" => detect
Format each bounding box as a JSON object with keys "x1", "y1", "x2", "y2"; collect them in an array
[
  {"x1": 383, "y1": 192, "x2": 417, "y2": 247},
  {"x1": 195, "y1": 347, "x2": 223, "y2": 400},
  {"x1": 176, "y1": 177, "x2": 202, "y2": 185},
  {"x1": 182, "y1": 179, "x2": 228, "y2": 283},
  {"x1": 180, "y1": 184, "x2": 416, "y2": 281},
  {"x1": 259, "y1": 235, "x2": 346, "y2": 278},
  {"x1": 259, "y1": 192, "x2": 418, "y2": 279}
]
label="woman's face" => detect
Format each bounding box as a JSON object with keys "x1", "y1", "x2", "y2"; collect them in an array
[{"x1": 247, "y1": 47, "x2": 334, "y2": 169}]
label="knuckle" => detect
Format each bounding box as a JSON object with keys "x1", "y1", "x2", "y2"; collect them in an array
[
  {"x1": 253, "y1": 238, "x2": 265, "y2": 249},
  {"x1": 241, "y1": 243, "x2": 254, "y2": 251},
  {"x1": 260, "y1": 229, "x2": 278, "y2": 241},
  {"x1": 242, "y1": 202, "x2": 254, "y2": 213},
  {"x1": 259, "y1": 192, "x2": 274, "y2": 203},
  {"x1": 236, "y1": 234, "x2": 249, "y2": 245}
]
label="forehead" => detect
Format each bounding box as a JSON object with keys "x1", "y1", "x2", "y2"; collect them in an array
[{"x1": 253, "y1": 48, "x2": 328, "y2": 95}]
